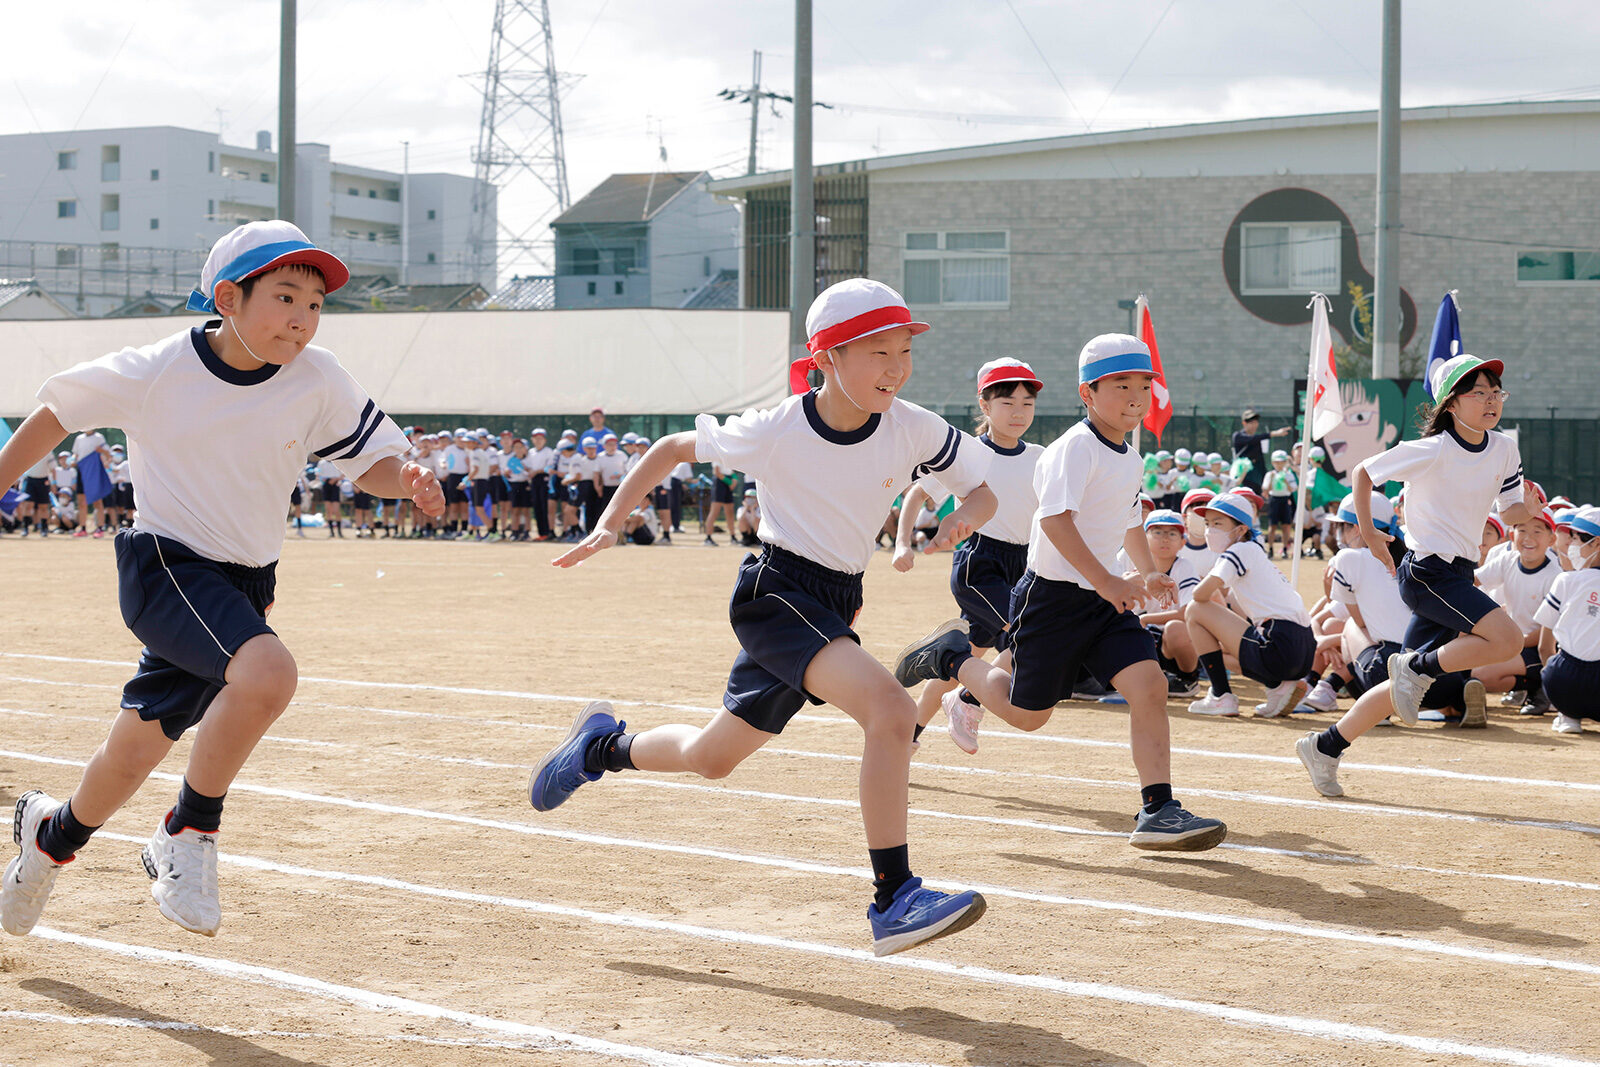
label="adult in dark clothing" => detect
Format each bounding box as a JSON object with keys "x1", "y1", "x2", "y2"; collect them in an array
[{"x1": 1231, "y1": 407, "x2": 1291, "y2": 493}]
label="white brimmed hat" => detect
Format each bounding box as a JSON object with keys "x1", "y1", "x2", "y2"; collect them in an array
[
  {"x1": 187, "y1": 220, "x2": 349, "y2": 313},
  {"x1": 1430, "y1": 353, "x2": 1504, "y2": 401},
  {"x1": 976, "y1": 358, "x2": 1044, "y2": 392},
  {"x1": 1196, "y1": 491, "x2": 1258, "y2": 532},
  {"x1": 794, "y1": 279, "x2": 929, "y2": 394},
  {"x1": 1077, "y1": 333, "x2": 1154, "y2": 386}
]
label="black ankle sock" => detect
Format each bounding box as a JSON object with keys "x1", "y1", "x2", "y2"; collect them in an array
[
  {"x1": 1329, "y1": 675, "x2": 1349, "y2": 696},
  {"x1": 1525, "y1": 664, "x2": 1543, "y2": 698},
  {"x1": 167, "y1": 779, "x2": 225, "y2": 834},
  {"x1": 1315, "y1": 724, "x2": 1350, "y2": 759},
  {"x1": 36, "y1": 799, "x2": 100, "y2": 863},
  {"x1": 869, "y1": 845, "x2": 912, "y2": 910},
  {"x1": 1305, "y1": 670, "x2": 1322, "y2": 686},
  {"x1": 1140, "y1": 783, "x2": 1173, "y2": 814},
  {"x1": 582, "y1": 731, "x2": 634, "y2": 774},
  {"x1": 1199, "y1": 651, "x2": 1231, "y2": 695},
  {"x1": 1414, "y1": 650, "x2": 1446, "y2": 678},
  {"x1": 912, "y1": 723, "x2": 926, "y2": 742},
  {"x1": 958, "y1": 688, "x2": 980, "y2": 706},
  {"x1": 940, "y1": 648, "x2": 973, "y2": 682}
]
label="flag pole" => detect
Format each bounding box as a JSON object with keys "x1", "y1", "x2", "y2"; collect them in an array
[{"x1": 1288, "y1": 293, "x2": 1327, "y2": 590}]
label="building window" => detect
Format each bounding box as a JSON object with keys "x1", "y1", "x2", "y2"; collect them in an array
[
  {"x1": 57, "y1": 151, "x2": 76, "y2": 170},
  {"x1": 1240, "y1": 222, "x2": 1340, "y2": 294},
  {"x1": 367, "y1": 232, "x2": 376, "y2": 241},
  {"x1": 703, "y1": 255, "x2": 711, "y2": 277},
  {"x1": 348, "y1": 187, "x2": 359, "y2": 196},
  {"x1": 260, "y1": 172, "x2": 270, "y2": 183},
  {"x1": 902, "y1": 231, "x2": 1009, "y2": 307},
  {"x1": 571, "y1": 247, "x2": 599, "y2": 275},
  {"x1": 614, "y1": 280, "x2": 624, "y2": 295},
  {"x1": 368, "y1": 189, "x2": 377, "y2": 198},
  {"x1": 427, "y1": 209, "x2": 436, "y2": 220},
  {"x1": 427, "y1": 252, "x2": 436, "y2": 264},
  {"x1": 586, "y1": 281, "x2": 596, "y2": 296},
  {"x1": 150, "y1": 168, "x2": 160, "y2": 181},
  {"x1": 101, "y1": 193, "x2": 119, "y2": 231},
  {"x1": 207, "y1": 199, "x2": 215, "y2": 217},
  {"x1": 208, "y1": 151, "x2": 215, "y2": 173},
  {"x1": 1516, "y1": 249, "x2": 1600, "y2": 283},
  {"x1": 149, "y1": 218, "x2": 159, "y2": 230},
  {"x1": 57, "y1": 199, "x2": 77, "y2": 219},
  {"x1": 56, "y1": 246, "x2": 77, "y2": 267},
  {"x1": 101, "y1": 242, "x2": 120, "y2": 263},
  {"x1": 101, "y1": 145, "x2": 120, "y2": 182}
]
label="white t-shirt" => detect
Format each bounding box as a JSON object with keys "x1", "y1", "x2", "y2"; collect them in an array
[
  {"x1": 502, "y1": 453, "x2": 531, "y2": 482},
  {"x1": 1028, "y1": 420, "x2": 1142, "y2": 587},
  {"x1": 1155, "y1": 468, "x2": 1178, "y2": 494},
  {"x1": 566, "y1": 454, "x2": 599, "y2": 484},
  {"x1": 1264, "y1": 465, "x2": 1298, "y2": 497},
  {"x1": 52, "y1": 464, "x2": 76, "y2": 491},
  {"x1": 1208, "y1": 537, "x2": 1312, "y2": 625},
  {"x1": 1534, "y1": 569, "x2": 1600, "y2": 662},
  {"x1": 440, "y1": 444, "x2": 467, "y2": 476},
  {"x1": 467, "y1": 448, "x2": 495, "y2": 480},
  {"x1": 110, "y1": 459, "x2": 131, "y2": 486},
  {"x1": 527, "y1": 446, "x2": 554, "y2": 477},
  {"x1": 595, "y1": 450, "x2": 630, "y2": 487},
  {"x1": 1328, "y1": 546, "x2": 1410, "y2": 645},
  {"x1": 1476, "y1": 551, "x2": 1560, "y2": 633},
  {"x1": 38, "y1": 322, "x2": 407, "y2": 566},
  {"x1": 72, "y1": 431, "x2": 107, "y2": 463},
  {"x1": 1179, "y1": 539, "x2": 1217, "y2": 576},
  {"x1": 1115, "y1": 550, "x2": 1199, "y2": 613},
  {"x1": 1358, "y1": 429, "x2": 1523, "y2": 563},
  {"x1": 25, "y1": 454, "x2": 53, "y2": 479},
  {"x1": 921, "y1": 435, "x2": 1042, "y2": 545},
  {"x1": 695, "y1": 391, "x2": 991, "y2": 575}
]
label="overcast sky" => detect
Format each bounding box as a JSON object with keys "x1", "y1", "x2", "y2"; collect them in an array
[{"x1": 5, "y1": 0, "x2": 1599, "y2": 279}]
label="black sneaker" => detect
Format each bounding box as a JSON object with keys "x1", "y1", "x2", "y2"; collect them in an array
[{"x1": 892, "y1": 619, "x2": 970, "y2": 688}]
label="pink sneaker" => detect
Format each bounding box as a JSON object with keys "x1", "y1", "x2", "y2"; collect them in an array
[{"x1": 940, "y1": 687, "x2": 984, "y2": 754}]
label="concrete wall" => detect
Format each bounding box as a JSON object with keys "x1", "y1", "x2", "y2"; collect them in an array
[{"x1": 647, "y1": 183, "x2": 739, "y2": 308}]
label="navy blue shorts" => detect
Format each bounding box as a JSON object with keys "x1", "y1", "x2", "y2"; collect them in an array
[
  {"x1": 114, "y1": 531, "x2": 277, "y2": 741},
  {"x1": 24, "y1": 477, "x2": 50, "y2": 505},
  {"x1": 949, "y1": 533, "x2": 1028, "y2": 650},
  {"x1": 1397, "y1": 551, "x2": 1499, "y2": 654},
  {"x1": 1007, "y1": 570, "x2": 1156, "y2": 712},
  {"x1": 1147, "y1": 622, "x2": 1186, "y2": 676},
  {"x1": 445, "y1": 472, "x2": 467, "y2": 504},
  {"x1": 1236, "y1": 618, "x2": 1316, "y2": 687},
  {"x1": 1350, "y1": 637, "x2": 1466, "y2": 709},
  {"x1": 724, "y1": 545, "x2": 864, "y2": 734},
  {"x1": 1544, "y1": 651, "x2": 1600, "y2": 719},
  {"x1": 1267, "y1": 496, "x2": 1294, "y2": 525}
]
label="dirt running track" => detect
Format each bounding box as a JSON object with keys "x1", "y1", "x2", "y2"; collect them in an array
[{"x1": 1, "y1": 535, "x2": 1597, "y2": 1066}]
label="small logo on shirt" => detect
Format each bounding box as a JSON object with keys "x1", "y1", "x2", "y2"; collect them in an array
[
  {"x1": 883, "y1": 478, "x2": 894, "y2": 488},
  {"x1": 283, "y1": 439, "x2": 298, "y2": 451}
]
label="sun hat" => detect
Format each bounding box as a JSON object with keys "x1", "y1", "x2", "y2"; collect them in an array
[
  {"x1": 531, "y1": 427, "x2": 547, "y2": 437},
  {"x1": 1430, "y1": 353, "x2": 1505, "y2": 401},
  {"x1": 1484, "y1": 514, "x2": 1507, "y2": 540},
  {"x1": 1527, "y1": 507, "x2": 1558, "y2": 533},
  {"x1": 1309, "y1": 445, "x2": 1326, "y2": 461},
  {"x1": 1180, "y1": 487, "x2": 1215, "y2": 513},
  {"x1": 1271, "y1": 449, "x2": 1289, "y2": 462},
  {"x1": 187, "y1": 220, "x2": 349, "y2": 313},
  {"x1": 602, "y1": 433, "x2": 618, "y2": 443},
  {"x1": 1569, "y1": 506, "x2": 1600, "y2": 539},
  {"x1": 1174, "y1": 448, "x2": 1192, "y2": 465},
  {"x1": 1144, "y1": 508, "x2": 1185, "y2": 529},
  {"x1": 1234, "y1": 486, "x2": 1267, "y2": 513},
  {"x1": 1335, "y1": 492, "x2": 1396, "y2": 528},
  {"x1": 1138, "y1": 493, "x2": 1156, "y2": 509},
  {"x1": 1196, "y1": 491, "x2": 1258, "y2": 532},
  {"x1": 558, "y1": 441, "x2": 576, "y2": 452},
  {"x1": 795, "y1": 279, "x2": 929, "y2": 394},
  {"x1": 976, "y1": 358, "x2": 1044, "y2": 392},
  {"x1": 1078, "y1": 333, "x2": 1154, "y2": 386},
  {"x1": 1241, "y1": 407, "x2": 1260, "y2": 421}
]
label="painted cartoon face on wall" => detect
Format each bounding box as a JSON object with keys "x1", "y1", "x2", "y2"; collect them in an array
[{"x1": 1321, "y1": 379, "x2": 1400, "y2": 478}]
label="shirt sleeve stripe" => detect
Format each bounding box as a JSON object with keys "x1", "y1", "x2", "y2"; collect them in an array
[
  {"x1": 335, "y1": 409, "x2": 388, "y2": 461},
  {"x1": 1545, "y1": 595, "x2": 1562, "y2": 610},
  {"x1": 1222, "y1": 550, "x2": 1246, "y2": 576},
  {"x1": 313, "y1": 398, "x2": 377, "y2": 459},
  {"x1": 922, "y1": 426, "x2": 959, "y2": 473},
  {"x1": 1332, "y1": 572, "x2": 1353, "y2": 589}
]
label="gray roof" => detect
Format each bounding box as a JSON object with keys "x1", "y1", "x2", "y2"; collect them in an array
[
  {"x1": 680, "y1": 269, "x2": 739, "y2": 310},
  {"x1": 0, "y1": 279, "x2": 75, "y2": 317},
  {"x1": 552, "y1": 172, "x2": 704, "y2": 227},
  {"x1": 485, "y1": 275, "x2": 554, "y2": 311}
]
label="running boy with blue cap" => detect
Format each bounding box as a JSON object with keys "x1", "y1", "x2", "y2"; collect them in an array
[
  {"x1": 895, "y1": 334, "x2": 1228, "y2": 852},
  {"x1": 1, "y1": 220, "x2": 445, "y2": 939}
]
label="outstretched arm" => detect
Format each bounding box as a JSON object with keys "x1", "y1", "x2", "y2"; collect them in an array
[{"x1": 0, "y1": 406, "x2": 67, "y2": 491}]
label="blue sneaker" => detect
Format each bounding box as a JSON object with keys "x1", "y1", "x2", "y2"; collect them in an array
[
  {"x1": 529, "y1": 701, "x2": 624, "y2": 812},
  {"x1": 1129, "y1": 800, "x2": 1227, "y2": 852},
  {"x1": 867, "y1": 877, "x2": 986, "y2": 957},
  {"x1": 892, "y1": 619, "x2": 969, "y2": 688}
]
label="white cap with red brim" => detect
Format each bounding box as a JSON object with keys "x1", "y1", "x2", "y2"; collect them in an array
[
  {"x1": 187, "y1": 220, "x2": 349, "y2": 313},
  {"x1": 976, "y1": 357, "x2": 1044, "y2": 392},
  {"x1": 792, "y1": 279, "x2": 929, "y2": 394}
]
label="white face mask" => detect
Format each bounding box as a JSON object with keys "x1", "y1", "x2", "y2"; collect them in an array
[
  {"x1": 1570, "y1": 542, "x2": 1591, "y2": 569},
  {"x1": 1185, "y1": 513, "x2": 1206, "y2": 541},
  {"x1": 1205, "y1": 527, "x2": 1237, "y2": 554}
]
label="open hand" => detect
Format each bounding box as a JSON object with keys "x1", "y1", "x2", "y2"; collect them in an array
[
  {"x1": 552, "y1": 527, "x2": 621, "y2": 568},
  {"x1": 1096, "y1": 573, "x2": 1149, "y2": 613},
  {"x1": 1365, "y1": 526, "x2": 1396, "y2": 576},
  {"x1": 925, "y1": 513, "x2": 973, "y2": 554}
]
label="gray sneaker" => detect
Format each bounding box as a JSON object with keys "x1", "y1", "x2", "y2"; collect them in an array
[
  {"x1": 892, "y1": 619, "x2": 969, "y2": 688},
  {"x1": 1518, "y1": 690, "x2": 1551, "y2": 716},
  {"x1": 1386, "y1": 651, "x2": 1428, "y2": 725},
  {"x1": 1295, "y1": 732, "x2": 1345, "y2": 797},
  {"x1": 1129, "y1": 800, "x2": 1227, "y2": 851},
  {"x1": 1458, "y1": 678, "x2": 1488, "y2": 729}
]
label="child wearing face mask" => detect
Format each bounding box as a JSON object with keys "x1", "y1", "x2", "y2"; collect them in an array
[
  {"x1": 1472, "y1": 509, "x2": 1561, "y2": 716},
  {"x1": 1177, "y1": 487, "x2": 1217, "y2": 575},
  {"x1": 1533, "y1": 507, "x2": 1600, "y2": 734},
  {"x1": 1183, "y1": 492, "x2": 1317, "y2": 718}
]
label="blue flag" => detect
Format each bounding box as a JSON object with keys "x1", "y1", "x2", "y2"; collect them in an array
[
  {"x1": 1423, "y1": 291, "x2": 1462, "y2": 398},
  {"x1": 0, "y1": 419, "x2": 12, "y2": 447},
  {"x1": 78, "y1": 451, "x2": 113, "y2": 505},
  {"x1": 0, "y1": 488, "x2": 17, "y2": 518}
]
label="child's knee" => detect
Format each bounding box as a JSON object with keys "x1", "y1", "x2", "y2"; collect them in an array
[{"x1": 226, "y1": 638, "x2": 298, "y2": 708}]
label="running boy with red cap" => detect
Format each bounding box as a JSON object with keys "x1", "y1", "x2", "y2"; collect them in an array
[
  {"x1": 0, "y1": 220, "x2": 445, "y2": 940},
  {"x1": 894, "y1": 334, "x2": 1228, "y2": 852},
  {"x1": 530, "y1": 278, "x2": 997, "y2": 956}
]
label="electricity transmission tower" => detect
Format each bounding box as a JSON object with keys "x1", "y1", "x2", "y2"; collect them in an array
[{"x1": 470, "y1": 0, "x2": 572, "y2": 285}]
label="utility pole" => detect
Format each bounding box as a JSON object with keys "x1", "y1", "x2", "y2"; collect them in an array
[
  {"x1": 790, "y1": 0, "x2": 814, "y2": 362},
  {"x1": 1372, "y1": 0, "x2": 1401, "y2": 378},
  {"x1": 400, "y1": 141, "x2": 409, "y2": 287},
  {"x1": 747, "y1": 51, "x2": 763, "y2": 175},
  {"x1": 277, "y1": 0, "x2": 296, "y2": 225}
]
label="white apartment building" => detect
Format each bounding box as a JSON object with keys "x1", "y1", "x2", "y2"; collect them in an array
[{"x1": 0, "y1": 125, "x2": 494, "y2": 315}]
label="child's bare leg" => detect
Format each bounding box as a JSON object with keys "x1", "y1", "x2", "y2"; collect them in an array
[
  {"x1": 1185, "y1": 600, "x2": 1248, "y2": 656},
  {"x1": 68, "y1": 710, "x2": 177, "y2": 826},
  {"x1": 627, "y1": 710, "x2": 771, "y2": 779},
  {"x1": 955, "y1": 655, "x2": 1052, "y2": 732},
  {"x1": 802, "y1": 638, "x2": 915, "y2": 848},
  {"x1": 184, "y1": 635, "x2": 298, "y2": 796},
  {"x1": 915, "y1": 641, "x2": 990, "y2": 727},
  {"x1": 1112, "y1": 660, "x2": 1171, "y2": 787},
  {"x1": 1434, "y1": 612, "x2": 1522, "y2": 673}
]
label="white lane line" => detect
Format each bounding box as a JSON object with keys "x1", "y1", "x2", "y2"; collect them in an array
[
  {"x1": 8, "y1": 653, "x2": 1599, "y2": 794},
  {"x1": 14, "y1": 703, "x2": 1600, "y2": 895},
  {"x1": 29, "y1": 860, "x2": 1600, "y2": 1067},
  {"x1": 7, "y1": 747, "x2": 1598, "y2": 981},
  {"x1": 25, "y1": 927, "x2": 724, "y2": 1067}
]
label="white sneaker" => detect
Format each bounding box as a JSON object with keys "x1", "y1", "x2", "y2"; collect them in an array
[
  {"x1": 1459, "y1": 678, "x2": 1488, "y2": 729},
  {"x1": 940, "y1": 687, "x2": 984, "y2": 755},
  {"x1": 1553, "y1": 713, "x2": 1584, "y2": 735},
  {"x1": 1500, "y1": 690, "x2": 1527, "y2": 707},
  {"x1": 1257, "y1": 679, "x2": 1309, "y2": 719},
  {"x1": 142, "y1": 817, "x2": 221, "y2": 936},
  {"x1": 2, "y1": 791, "x2": 68, "y2": 936},
  {"x1": 1188, "y1": 690, "x2": 1239, "y2": 716},
  {"x1": 1385, "y1": 651, "x2": 1428, "y2": 726},
  {"x1": 1302, "y1": 679, "x2": 1339, "y2": 713},
  {"x1": 1295, "y1": 732, "x2": 1345, "y2": 797}
]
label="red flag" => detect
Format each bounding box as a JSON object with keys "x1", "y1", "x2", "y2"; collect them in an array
[{"x1": 1135, "y1": 295, "x2": 1172, "y2": 443}]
